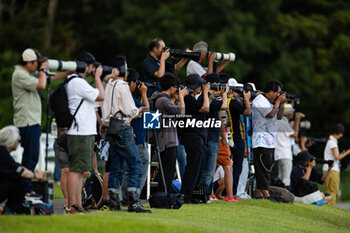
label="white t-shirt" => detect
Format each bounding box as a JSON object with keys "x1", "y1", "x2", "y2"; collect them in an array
[
  {"x1": 186, "y1": 60, "x2": 207, "y2": 77},
  {"x1": 66, "y1": 75, "x2": 99, "y2": 135},
  {"x1": 213, "y1": 166, "x2": 225, "y2": 183},
  {"x1": 275, "y1": 117, "x2": 294, "y2": 160},
  {"x1": 323, "y1": 135, "x2": 340, "y2": 172},
  {"x1": 252, "y1": 94, "x2": 278, "y2": 149}
]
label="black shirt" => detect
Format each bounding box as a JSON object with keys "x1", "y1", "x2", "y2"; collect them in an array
[
  {"x1": 229, "y1": 98, "x2": 246, "y2": 142},
  {"x1": 207, "y1": 97, "x2": 222, "y2": 142},
  {"x1": 291, "y1": 165, "x2": 323, "y2": 189},
  {"x1": 183, "y1": 94, "x2": 207, "y2": 138},
  {"x1": 0, "y1": 146, "x2": 21, "y2": 181},
  {"x1": 142, "y1": 55, "x2": 175, "y2": 91}
]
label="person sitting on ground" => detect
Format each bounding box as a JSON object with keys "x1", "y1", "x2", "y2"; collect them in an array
[
  {"x1": 0, "y1": 125, "x2": 46, "y2": 214},
  {"x1": 291, "y1": 151, "x2": 333, "y2": 205}
]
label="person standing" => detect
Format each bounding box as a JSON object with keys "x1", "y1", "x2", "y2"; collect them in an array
[
  {"x1": 252, "y1": 80, "x2": 287, "y2": 201},
  {"x1": 323, "y1": 124, "x2": 350, "y2": 206},
  {"x1": 66, "y1": 52, "x2": 104, "y2": 213}
]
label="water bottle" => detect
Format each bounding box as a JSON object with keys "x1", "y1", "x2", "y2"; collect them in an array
[{"x1": 51, "y1": 117, "x2": 57, "y2": 138}]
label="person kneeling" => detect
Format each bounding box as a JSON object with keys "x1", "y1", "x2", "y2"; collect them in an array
[{"x1": 291, "y1": 151, "x2": 333, "y2": 205}]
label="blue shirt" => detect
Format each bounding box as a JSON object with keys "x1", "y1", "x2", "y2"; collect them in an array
[{"x1": 131, "y1": 97, "x2": 145, "y2": 145}]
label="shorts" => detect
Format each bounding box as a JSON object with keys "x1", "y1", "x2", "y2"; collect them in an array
[
  {"x1": 54, "y1": 140, "x2": 69, "y2": 169},
  {"x1": 216, "y1": 140, "x2": 232, "y2": 166},
  {"x1": 67, "y1": 135, "x2": 94, "y2": 173},
  {"x1": 253, "y1": 147, "x2": 275, "y2": 190}
]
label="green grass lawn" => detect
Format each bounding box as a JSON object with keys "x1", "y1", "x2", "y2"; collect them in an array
[{"x1": 1, "y1": 199, "x2": 349, "y2": 233}]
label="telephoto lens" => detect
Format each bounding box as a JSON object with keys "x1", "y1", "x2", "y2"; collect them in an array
[
  {"x1": 48, "y1": 59, "x2": 87, "y2": 73},
  {"x1": 163, "y1": 47, "x2": 201, "y2": 61},
  {"x1": 215, "y1": 53, "x2": 236, "y2": 62},
  {"x1": 102, "y1": 66, "x2": 126, "y2": 77}
]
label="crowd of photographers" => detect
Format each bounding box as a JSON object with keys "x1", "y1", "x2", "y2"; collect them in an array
[{"x1": 1, "y1": 38, "x2": 350, "y2": 215}]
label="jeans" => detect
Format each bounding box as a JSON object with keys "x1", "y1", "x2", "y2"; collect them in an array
[
  {"x1": 19, "y1": 124, "x2": 41, "y2": 192},
  {"x1": 199, "y1": 140, "x2": 220, "y2": 199},
  {"x1": 121, "y1": 143, "x2": 150, "y2": 200},
  {"x1": 231, "y1": 140, "x2": 245, "y2": 195},
  {"x1": 181, "y1": 135, "x2": 204, "y2": 198},
  {"x1": 107, "y1": 126, "x2": 143, "y2": 194},
  {"x1": 177, "y1": 144, "x2": 186, "y2": 179}
]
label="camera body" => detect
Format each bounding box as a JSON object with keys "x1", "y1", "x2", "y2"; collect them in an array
[
  {"x1": 279, "y1": 91, "x2": 300, "y2": 104},
  {"x1": 312, "y1": 157, "x2": 334, "y2": 167}
]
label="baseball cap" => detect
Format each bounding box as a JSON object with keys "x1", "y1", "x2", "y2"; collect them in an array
[
  {"x1": 283, "y1": 103, "x2": 295, "y2": 115},
  {"x1": 186, "y1": 74, "x2": 206, "y2": 89},
  {"x1": 76, "y1": 52, "x2": 101, "y2": 66},
  {"x1": 228, "y1": 78, "x2": 243, "y2": 87},
  {"x1": 22, "y1": 48, "x2": 47, "y2": 62},
  {"x1": 205, "y1": 73, "x2": 220, "y2": 83},
  {"x1": 297, "y1": 151, "x2": 314, "y2": 164}
]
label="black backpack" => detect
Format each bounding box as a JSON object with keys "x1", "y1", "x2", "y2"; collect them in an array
[{"x1": 49, "y1": 75, "x2": 84, "y2": 128}]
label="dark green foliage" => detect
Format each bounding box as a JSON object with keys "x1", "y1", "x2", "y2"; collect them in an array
[{"x1": 0, "y1": 0, "x2": 350, "y2": 197}]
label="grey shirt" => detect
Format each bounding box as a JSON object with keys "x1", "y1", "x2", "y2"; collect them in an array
[
  {"x1": 11, "y1": 65, "x2": 41, "y2": 127},
  {"x1": 152, "y1": 92, "x2": 182, "y2": 152}
]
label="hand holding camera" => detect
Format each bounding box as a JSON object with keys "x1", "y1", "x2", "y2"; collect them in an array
[
  {"x1": 138, "y1": 82, "x2": 147, "y2": 93},
  {"x1": 178, "y1": 86, "x2": 189, "y2": 98},
  {"x1": 295, "y1": 112, "x2": 305, "y2": 120},
  {"x1": 203, "y1": 82, "x2": 210, "y2": 94},
  {"x1": 243, "y1": 90, "x2": 251, "y2": 101},
  {"x1": 161, "y1": 49, "x2": 170, "y2": 61},
  {"x1": 94, "y1": 65, "x2": 103, "y2": 79},
  {"x1": 277, "y1": 93, "x2": 288, "y2": 104}
]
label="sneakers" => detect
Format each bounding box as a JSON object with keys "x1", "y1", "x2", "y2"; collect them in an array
[
  {"x1": 25, "y1": 191, "x2": 43, "y2": 199},
  {"x1": 224, "y1": 196, "x2": 243, "y2": 202},
  {"x1": 209, "y1": 195, "x2": 219, "y2": 202},
  {"x1": 63, "y1": 205, "x2": 70, "y2": 214},
  {"x1": 67, "y1": 204, "x2": 88, "y2": 214},
  {"x1": 98, "y1": 199, "x2": 111, "y2": 211},
  {"x1": 236, "y1": 192, "x2": 251, "y2": 199}
]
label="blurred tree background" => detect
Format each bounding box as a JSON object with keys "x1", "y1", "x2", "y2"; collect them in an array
[{"x1": 0, "y1": 0, "x2": 349, "y2": 199}]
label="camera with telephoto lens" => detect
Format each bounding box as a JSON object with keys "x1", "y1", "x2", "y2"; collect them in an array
[
  {"x1": 210, "y1": 84, "x2": 258, "y2": 98},
  {"x1": 306, "y1": 137, "x2": 327, "y2": 144},
  {"x1": 279, "y1": 91, "x2": 300, "y2": 104},
  {"x1": 163, "y1": 47, "x2": 201, "y2": 61},
  {"x1": 311, "y1": 157, "x2": 334, "y2": 167}
]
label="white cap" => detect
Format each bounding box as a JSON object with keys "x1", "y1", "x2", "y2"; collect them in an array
[
  {"x1": 248, "y1": 82, "x2": 256, "y2": 91},
  {"x1": 228, "y1": 78, "x2": 243, "y2": 87},
  {"x1": 283, "y1": 103, "x2": 295, "y2": 115},
  {"x1": 22, "y1": 48, "x2": 37, "y2": 62}
]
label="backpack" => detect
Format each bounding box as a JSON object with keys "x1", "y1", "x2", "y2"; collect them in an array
[
  {"x1": 49, "y1": 74, "x2": 84, "y2": 128},
  {"x1": 81, "y1": 173, "x2": 103, "y2": 209}
]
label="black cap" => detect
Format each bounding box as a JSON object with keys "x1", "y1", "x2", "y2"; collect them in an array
[
  {"x1": 205, "y1": 73, "x2": 220, "y2": 83},
  {"x1": 219, "y1": 73, "x2": 230, "y2": 84},
  {"x1": 186, "y1": 74, "x2": 206, "y2": 89},
  {"x1": 297, "y1": 151, "x2": 314, "y2": 164},
  {"x1": 76, "y1": 52, "x2": 100, "y2": 66}
]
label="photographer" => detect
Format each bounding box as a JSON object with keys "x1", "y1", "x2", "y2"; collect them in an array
[
  {"x1": 0, "y1": 126, "x2": 47, "y2": 214},
  {"x1": 65, "y1": 52, "x2": 104, "y2": 214},
  {"x1": 180, "y1": 74, "x2": 210, "y2": 203},
  {"x1": 198, "y1": 73, "x2": 228, "y2": 201},
  {"x1": 121, "y1": 68, "x2": 150, "y2": 205},
  {"x1": 143, "y1": 37, "x2": 189, "y2": 96},
  {"x1": 226, "y1": 79, "x2": 251, "y2": 199},
  {"x1": 275, "y1": 104, "x2": 304, "y2": 187},
  {"x1": 291, "y1": 151, "x2": 333, "y2": 205},
  {"x1": 101, "y1": 60, "x2": 151, "y2": 213},
  {"x1": 186, "y1": 41, "x2": 230, "y2": 78},
  {"x1": 252, "y1": 80, "x2": 287, "y2": 201},
  {"x1": 150, "y1": 73, "x2": 188, "y2": 193},
  {"x1": 11, "y1": 48, "x2": 68, "y2": 198},
  {"x1": 323, "y1": 123, "x2": 350, "y2": 206}
]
